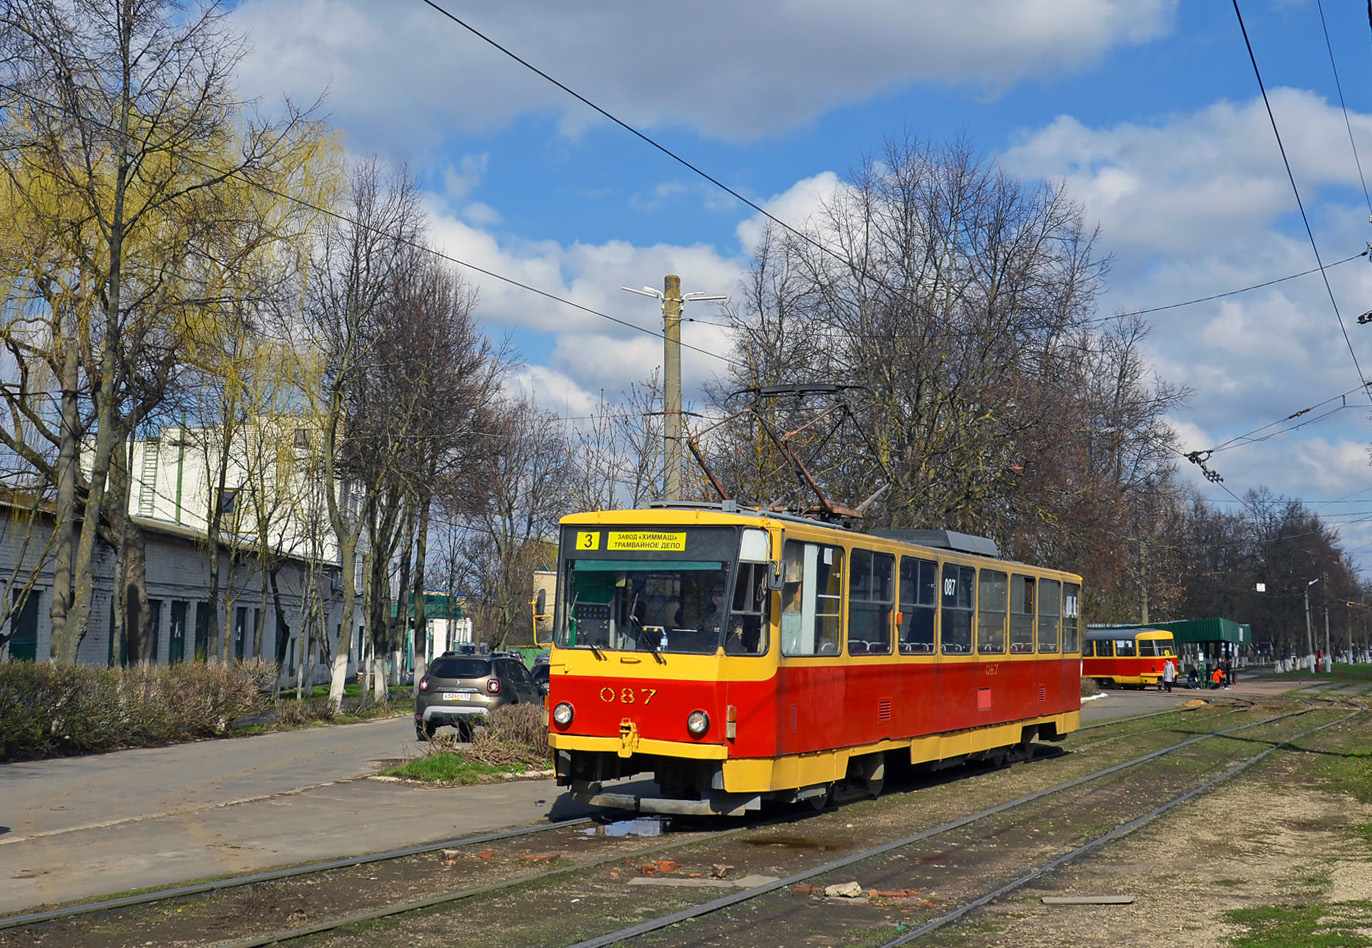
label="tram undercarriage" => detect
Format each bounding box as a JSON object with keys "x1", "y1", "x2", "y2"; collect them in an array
[{"x1": 556, "y1": 717, "x2": 1069, "y2": 817}]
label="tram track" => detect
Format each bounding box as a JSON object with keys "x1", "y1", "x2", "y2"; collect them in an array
[
  {"x1": 568, "y1": 703, "x2": 1337, "y2": 948},
  {"x1": 5, "y1": 700, "x2": 1334, "y2": 948},
  {"x1": 871, "y1": 706, "x2": 1364, "y2": 947},
  {"x1": 0, "y1": 817, "x2": 601, "y2": 932}
]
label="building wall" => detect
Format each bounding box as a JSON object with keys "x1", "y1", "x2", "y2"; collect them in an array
[
  {"x1": 128, "y1": 422, "x2": 346, "y2": 566},
  {"x1": 0, "y1": 502, "x2": 358, "y2": 674}
]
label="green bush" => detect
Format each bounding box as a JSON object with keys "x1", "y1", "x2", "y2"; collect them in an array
[{"x1": 0, "y1": 660, "x2": 273, "y2": 761}]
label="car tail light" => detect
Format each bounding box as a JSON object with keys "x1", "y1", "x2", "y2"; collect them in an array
[
  {"x1": 487, "y1": 678, "x2": 501, "y2": 694},
  {"x1": 419, "y1": 676, "x2": 430, "y2": 693}
]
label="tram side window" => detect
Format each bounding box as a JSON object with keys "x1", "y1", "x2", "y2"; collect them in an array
[
  {"x1": 1062, "y1": 583, "x2": 1081, "y2": 653},
  {"x1": 1139, "y1": 636, "x2": 1171, "y2": 657},
  {"x1": 976, "y1": 569, "x2": 1007, "y2": 655},
  {"x1": 899, "y1": 556, "x2": 937, "y2": 654},
  {"x1": 1009, "y1": 575, "x2": 1035, "y2": 654},
  {"x1": 1038, "y1": 579, "x2": 1060, "y2": 653},
  {"x1": 780, "y1": 540, "x2": 845, "y2": 656},
  {"x1": 940, "y1": 563, "x2": 975, "y2": 654},
  {"x1": 726, "y1": 561, "x2": 771, "y2": 655},
  {"x1": 1115, "y1": 638, "x2": 1136, "y2": 657},
  {"x1": 848, "y1": 549, "x2": 894, "y2": 654}
]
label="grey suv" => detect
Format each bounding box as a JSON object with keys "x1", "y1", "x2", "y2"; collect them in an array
[{"x1": 414, "y1": 653, "x2": 542, "y2": 741}]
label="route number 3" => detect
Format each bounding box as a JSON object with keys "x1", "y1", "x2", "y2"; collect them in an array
[{"x1": 577, "y1": 531, "x2": 600, "y2": 550}]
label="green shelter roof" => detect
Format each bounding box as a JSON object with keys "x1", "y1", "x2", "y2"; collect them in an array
[{"x1": 1087, "y1": 617, "x2": 1251, "y2": 645}]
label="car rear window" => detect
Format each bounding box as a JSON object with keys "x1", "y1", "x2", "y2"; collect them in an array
[{"x1": 428, "y1": 658, "x2": 492, "y2": 679}]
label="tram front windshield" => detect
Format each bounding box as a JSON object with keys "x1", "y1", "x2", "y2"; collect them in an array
[{"x1": 555, "y1": 525, "x2": 750, "y2": 655}]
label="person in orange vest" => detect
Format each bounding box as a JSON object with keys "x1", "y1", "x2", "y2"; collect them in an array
[{"x1": 1210, "y1": 665, "x2": 1227, "y2": 689}]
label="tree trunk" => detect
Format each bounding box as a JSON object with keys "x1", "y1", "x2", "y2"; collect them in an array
[
  {"x1": 327, "y1": 534, "x2": 357, "y2": 712},
  {"x1": 410, "y1": 490, "x2": 432, "y2": 690},
  {"x1": 108, "y1": 443, "x2": 153, "y2": 663},
  {"x1": 48, "y1": 322, "x2": 81, "y2": 659}
]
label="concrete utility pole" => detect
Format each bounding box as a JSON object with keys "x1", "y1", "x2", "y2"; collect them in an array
[
  {"x1": 663, "y1": 275, "x2": 684, "y2": 502},
  {"x1": 1305, "y1": 577, "x2": 1319, "y2": 669},
  {"x1": 621, "y1": 276, "x2": 725, "y2": 502},
  {"x1": 1324, "y1": 586, "x2": 1331, "y2": 671}
]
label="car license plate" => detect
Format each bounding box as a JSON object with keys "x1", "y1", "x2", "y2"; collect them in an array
[{"x1": 443, "y1": 693, "x2": 470, "y2": 701}]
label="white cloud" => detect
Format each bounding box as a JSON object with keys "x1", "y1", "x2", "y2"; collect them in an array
[
  {"x1": 995, "y1": 85, "x2": 1372, "y2": 529},
  {"x1": 229, "y1": 0, "x2": 1176, "y2": 152},
  {"x1": 735, "y1": 171, "x2": 841, "y2": 252},
  {"x1": 1001, "y1": 89, "x2": 1372, "y2": 257},
  {"x1": 442, "y1": 154, "x2": 489, "y2": 201},
  {"x1": 461, "y1": 202, "x2": 501, "y2": 227},
  {"x1": 508, "y1": 364, "x2": 600, "y2": 416},
  {"x1": 419, "y1": 200, "x2": 745, "y2": 410}
]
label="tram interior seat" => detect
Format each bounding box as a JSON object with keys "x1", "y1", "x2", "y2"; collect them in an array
[
  {"x1": 1010, "y1": 642, "x2": 1034, "y2": 654},
  {"x1": 900, "y1": 641, "x2": 933, "y2": 654}
]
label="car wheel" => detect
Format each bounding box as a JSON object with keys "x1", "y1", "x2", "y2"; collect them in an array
[
  {"x1": 416, "y1": 722, "x2": 436, "y2": 742},
  {"x1": 455, "y1": 720, "x2": 473, "y2": 742}
]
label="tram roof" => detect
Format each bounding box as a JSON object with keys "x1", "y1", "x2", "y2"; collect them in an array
[
  {"x1": 1087, "y1": 617, "x2": 1251, "y2": 645},
  {"x1": 1084, "y1": 627, "x2": 1172, "y2": 642}
]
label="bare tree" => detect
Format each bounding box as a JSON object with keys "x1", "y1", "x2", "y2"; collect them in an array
[
  {"x1": 0, "y1": 0, "x2": 323, "y2": 660},
  {"x1": 455, "y1": 400, "x2": 572, "y2": 648},
  {"x1": 300, "y1": 158, "x2": 425, "y2": 710},
  {"x1": 568, "y1": 370, "x2": 666, "y2": 511},
  {"x1": 714, "y1": 135, "x2": 1193, "y2": 617}
]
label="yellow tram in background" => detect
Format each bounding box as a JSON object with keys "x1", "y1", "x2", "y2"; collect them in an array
[{"x1": 1081, "y1": 628, "x2": 1177, "y2": 689}]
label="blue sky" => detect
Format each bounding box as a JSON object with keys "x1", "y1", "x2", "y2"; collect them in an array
[{"x1": 227, "y1": 0, "x2": 1372, "y2": 565}]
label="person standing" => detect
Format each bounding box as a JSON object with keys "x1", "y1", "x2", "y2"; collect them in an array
[{"x1": 1162, "y1": 657, "x2": 1176, "y2": 693}]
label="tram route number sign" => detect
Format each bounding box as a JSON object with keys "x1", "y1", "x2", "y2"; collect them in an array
[{"x1": 576, "y1": 531, "x2": 687, "y2": 552}]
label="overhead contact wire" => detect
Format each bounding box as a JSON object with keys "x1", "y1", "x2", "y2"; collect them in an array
[{"x1": 1233, "y1": 0, "x2": 1372, "y2": 406}]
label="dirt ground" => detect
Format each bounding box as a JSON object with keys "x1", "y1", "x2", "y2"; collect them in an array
[{"x1": 966, "y1": 751, "x2": 1372, "y2": 947}]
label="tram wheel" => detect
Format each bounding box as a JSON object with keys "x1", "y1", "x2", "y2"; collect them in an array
[{"x1": 861, "y1": 755, "x2": 886, "y2": 798}]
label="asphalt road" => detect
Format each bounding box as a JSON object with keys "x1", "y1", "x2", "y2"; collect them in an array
[{"x1": 0, "y1": 673, "x2": 1311, "y2": 916}]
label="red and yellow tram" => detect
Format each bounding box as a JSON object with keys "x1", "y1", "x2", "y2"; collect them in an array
[
  {"x1": 545, "y1": 503, "x2": 1082, "y2": 816},
  {"x1": 1082, "y1": 628, "x2": 1176, "y2": 689}
]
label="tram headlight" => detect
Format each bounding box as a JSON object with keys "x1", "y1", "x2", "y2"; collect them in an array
[
  {"x1": 686, "y1": 710, "x2": 710, "y2": 737},
  {"x1": 552, "y1": 702, "x2": 575, "y2": 727}
]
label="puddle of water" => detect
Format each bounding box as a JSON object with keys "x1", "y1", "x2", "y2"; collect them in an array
[{"x1": 599, "y1": 817, "x2": 667, "y2": 837}]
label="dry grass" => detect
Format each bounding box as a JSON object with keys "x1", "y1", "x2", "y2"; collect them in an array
[
  {"x1": 0, "y1": 660, "x2": 273, "y2": 760},
  {"x1": 423, "y1": 703, "x2": 551, "y2": 770}
]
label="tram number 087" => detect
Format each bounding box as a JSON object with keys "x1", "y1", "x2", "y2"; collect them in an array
[{"x1": 600, "y1": 687, "x2": 658, "y2": 705}]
